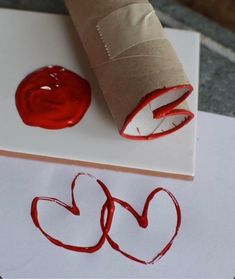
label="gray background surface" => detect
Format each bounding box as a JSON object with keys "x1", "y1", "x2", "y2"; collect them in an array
[{"x1": 0, "y1": 0, "x2": 234, "y2": 117}]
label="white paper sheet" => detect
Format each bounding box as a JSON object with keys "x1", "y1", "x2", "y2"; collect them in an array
[{"x1": 0, "y1": 111, "x2": 235, "y2": 279}]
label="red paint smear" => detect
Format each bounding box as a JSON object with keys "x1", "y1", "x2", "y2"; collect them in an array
[
  {"x1": 31, "y1": 174, "x2": 181, "y2": 265},
  {"x1": 15, "y1": 66, "x2": 91, "y2": 129},
  {"x1": 101, "y1": 187, "x2": 181, "y2": 265},
  {"x1": 31, "y1": 173, "x2": 115, "y2": 253},
  {"x1": 120, "y1": 84, "x2": 194, "y2": 140}
]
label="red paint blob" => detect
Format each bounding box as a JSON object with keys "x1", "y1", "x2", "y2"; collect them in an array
[
  {"x1": 15, "y1": 66, "x2": 91, "y2": 129},
  {"x1": 31, "y1": 174, "x2": 181, "y2": 265}
]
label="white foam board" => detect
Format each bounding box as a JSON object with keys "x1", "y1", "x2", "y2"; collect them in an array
[{"x1": 0, "y1": 9, "x2": 199, "y2": 179}]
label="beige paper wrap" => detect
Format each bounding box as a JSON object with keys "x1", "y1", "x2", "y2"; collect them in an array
[{"x1": 65, "y1": 0, "x2": 194, "y2": 140}]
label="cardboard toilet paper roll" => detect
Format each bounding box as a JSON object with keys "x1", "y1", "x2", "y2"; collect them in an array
[{"x1": 65, "y1": 0, "x2": 194, "y2": 140}]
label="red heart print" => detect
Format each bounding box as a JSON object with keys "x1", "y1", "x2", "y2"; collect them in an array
[
  {"x1": 31, "y1": 175, "x2": 182, "y2": 265},
  {"x1": 101, "y1": 187, "x2": 181, "y2": 264},
  {"x1": 31, "y1": 173, "x2": 115, "y2": 253}
]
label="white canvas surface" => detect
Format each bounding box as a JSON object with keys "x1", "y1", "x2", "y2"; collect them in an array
[
  {"x1": 0, "y1": 111, "x2": 235, "y2": 279},
  {"x1": 0, "y1": 9, "x2": 199, "y2": 178}
]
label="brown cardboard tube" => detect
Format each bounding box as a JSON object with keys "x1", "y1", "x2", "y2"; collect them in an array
[{"x1": 65, "y1": 0, "x2": 194, "y2": 140}]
